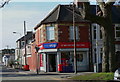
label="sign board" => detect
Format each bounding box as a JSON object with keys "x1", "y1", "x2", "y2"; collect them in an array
[{"x1": 38, "y1": 42, "x2": 90, "y2": 50}]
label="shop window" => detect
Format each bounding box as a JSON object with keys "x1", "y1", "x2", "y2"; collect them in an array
[
  {"x1": 77, "y1": 53, "x2": 83, "y2": 62},
  {"x1": 46, "y1": 26, "x2": 55, "y2": 41},
  {"x1": 61, "y1": 52, "x2": 71, "y2": 66},
  {"x1": 69, "y1": 26, "x2": 79, "y2": 40}
]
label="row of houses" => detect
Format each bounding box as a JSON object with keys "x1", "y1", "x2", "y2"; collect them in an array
[
  {"x1": 15, "y1": 1, "x2": 120, "y2": 73},
  {"x1": 0, "y1": 49, "x2": 15, "y2": 66}
]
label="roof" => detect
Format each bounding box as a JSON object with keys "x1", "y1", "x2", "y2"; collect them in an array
[
  {"x1": 34, "y1": 5, "x2": 89, "y2": 30},
  {"x1": 34, "y1": 5, "x2": 120, "y2": 30},
  {"x1": 16, "y1": 31, "x2": 33, "y2": 42}
]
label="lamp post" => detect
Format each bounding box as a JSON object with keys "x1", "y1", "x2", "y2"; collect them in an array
[
  {"x1": 13, "y1": 31, "x2": 22, "y2": 68},
  {"x1": 95, "y1": 3, "x2": 99, "y2": 73}
]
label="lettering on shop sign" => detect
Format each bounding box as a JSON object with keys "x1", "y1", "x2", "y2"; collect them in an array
[
  {"x1": 58, "y1": 42, "x2": 90, "y2": 48},
  {"x1": 43, "y1": 43, "x2": 58, "y2": 49},
  {"x1": 60, "y1": 44, "x2": 86, "y2": 47}
]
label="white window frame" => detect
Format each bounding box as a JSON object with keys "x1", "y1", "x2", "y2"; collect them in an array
[
  {"x1": 46, "y1": 26, "x2": 55, "y2": 41},
  {"x1": 69, "y1": 26, "x2": 79, "y2": 40},
  {"x1": 21, "y1": 41, "x2": 25, "y2": 47},
  {"x1": 92, "y1": 24, "x2": 97, "y2": 40},
  {"x1": 92, "y1": 23, "x2": 102, "y2": 40},
  {"x1": 115, "y1": 24, "x2": 120, "y2": 40}
]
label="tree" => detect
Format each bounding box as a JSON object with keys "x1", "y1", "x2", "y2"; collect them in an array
[
  {"x1": 80, "y1": 0, "x2": 118, "y2": 72},
  {"x1": 0, "y1": 0, "x2": 10, "y2": 8}
]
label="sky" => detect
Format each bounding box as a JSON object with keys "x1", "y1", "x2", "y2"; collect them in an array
[
  {"x1": 1, "y1": 0, "x2": 75, "y2": 49},
  {"x1": 1, "y1": 0, "x2": 118, "y2": 49}
]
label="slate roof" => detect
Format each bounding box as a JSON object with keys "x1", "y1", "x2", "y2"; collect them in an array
[
  {"x1": 34, "y1": 4, "x2": 120, "y2": 30},
  {"x1": 34, "y1": 5, "x2": 89, "y2": 30},
  {"x1": 16, "y1": 31, "x2": 33, "y2": 42}
]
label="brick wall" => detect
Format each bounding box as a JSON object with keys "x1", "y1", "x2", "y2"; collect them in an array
[{"x1": 58, "y1": 22, "x2": 90, "y2": 42}]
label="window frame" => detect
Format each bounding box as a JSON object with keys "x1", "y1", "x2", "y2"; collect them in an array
[
  {"x1": 69, "y1": 26, "x2": 79, "y2": 40},
  {"x1": 46, "y1": 26, "x2": 55, "y2": 41},
  {"x1": 115, "y1": 24, "x2": 120, "y2": 39}
]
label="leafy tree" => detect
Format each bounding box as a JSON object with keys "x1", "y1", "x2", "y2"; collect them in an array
[{"x1": 80, "y1": 0, "x2": 119, "y2": 72}]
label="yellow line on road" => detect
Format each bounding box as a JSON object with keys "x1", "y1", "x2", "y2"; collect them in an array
[{"x1": 50, "y1": 77, "x2": 62, "y2": 80}]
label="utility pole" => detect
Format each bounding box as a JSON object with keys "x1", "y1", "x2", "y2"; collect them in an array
[
  {"x1": 73, "y1": 2, "x2": 77, "y2": 74},
  {"x1": 95, "y1": 3, "x2": 99, "y2": 72},
  {"x1": 24, "y1": 21, "x2": 27, "y2": 65}
]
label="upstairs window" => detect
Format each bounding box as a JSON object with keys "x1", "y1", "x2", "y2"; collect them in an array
[
  {"x1": 115, "y1": 25, "x2": 120, "y2": 39},
  {"x1": 21, "y1": 41, "x2": 25, "y2": 47},
  {"x1": 93, "y1": 25, "x2": 96, "y2": 39},
  {"x1": 46, "y1": 26, "x2": 55, "y2": 41},
  {"x1": 92, "y1": 24, "x2": 102, "y2": 40},
  {"x1": 69, "y1": 26, "x2": 79, "y2": 40},
  {"x1": 100, "y1": 28, "x2": 103, "y2": 39}
]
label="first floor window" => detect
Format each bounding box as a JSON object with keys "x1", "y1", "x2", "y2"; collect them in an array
[
  {"x1": 115, "y1": 26, "x2": 120, "y2": 39},
  {"x1": 46, "y1": 26, "x2": 55, "y2": 41},
  {"x1": 69, "y1": 26, "x2": 79, "y2": 40}
]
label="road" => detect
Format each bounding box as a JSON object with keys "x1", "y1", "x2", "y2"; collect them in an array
[
  {"x1": 0, "y1": 63, "x2": 93, "y2": 82},
  {"x1": 0, "y1": 63, "x2": 73, "y2": 81}
]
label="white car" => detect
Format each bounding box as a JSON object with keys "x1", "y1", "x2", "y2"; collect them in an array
[{"x1": 114, "y1": 68, "x2": 120, "y2": 81}]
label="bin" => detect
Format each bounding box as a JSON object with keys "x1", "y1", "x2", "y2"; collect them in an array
[
  {"x1": 94, "y1": 63, "x2": 97, "y2": 73},
  {"x1": 58, "y1": 64, "x2": 62, "y2": 72},
  {"x1": 23, "y1": 65, "x2": 29, "y2": 71}
]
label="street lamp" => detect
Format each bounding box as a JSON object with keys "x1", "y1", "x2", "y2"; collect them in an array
[{"x1": 13, "y1": 31, "x2": 22, "y2": 68}]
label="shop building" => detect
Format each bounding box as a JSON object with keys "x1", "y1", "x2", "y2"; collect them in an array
[
  {"x1": 29, "y1": 3, "x2": 120, "y2": 73},
  {"x1": 33, "y1": 4, "x2": 91, "y2": 72}
]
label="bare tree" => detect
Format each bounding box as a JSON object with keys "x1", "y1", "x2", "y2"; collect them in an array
[
  {"x1": 80, "y1": 0, "x2": 118, "y2": 72},
  {"x1": 0, "y1": 0, "x2": 10, "y2": 8}
]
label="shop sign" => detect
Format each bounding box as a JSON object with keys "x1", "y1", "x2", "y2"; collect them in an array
[
  {"x1": 43, "y1": 43, "x2": 58, "y2": 49},
  {"x1": 38, "y1": 42, "x2": 90, "y2": 50},
  {"x1": 58, "y1": 42, "x2": 90, "y2": 48}
]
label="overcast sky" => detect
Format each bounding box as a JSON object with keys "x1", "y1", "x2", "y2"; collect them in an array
[{"x1": 1, "y1": 0, "x2": 115, "y2": 49}]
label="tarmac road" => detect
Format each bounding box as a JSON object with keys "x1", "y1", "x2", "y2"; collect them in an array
[
  {"x1": 0, "y1": 63, "x2": 71, "y2": 81},
  {"x1": 0, "y1": 63, "x2": 93, "y2": 82}
]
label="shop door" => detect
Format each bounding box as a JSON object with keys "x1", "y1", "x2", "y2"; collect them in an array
[
  {"x1": 77, "y1": 52, "x2": 89, "y2": 71},
  {"x1": 48, "y1": 54, "x2": 56, "y2": 72}
]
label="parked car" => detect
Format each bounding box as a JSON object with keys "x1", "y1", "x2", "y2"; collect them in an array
[{"x1": 114, "y1": 68, "x2": 120, "y2": 81}]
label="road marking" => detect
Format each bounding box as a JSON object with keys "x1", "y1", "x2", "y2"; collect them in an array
[{"x1": 50, "y1": 77, "x2": 63, "y2": 80}]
